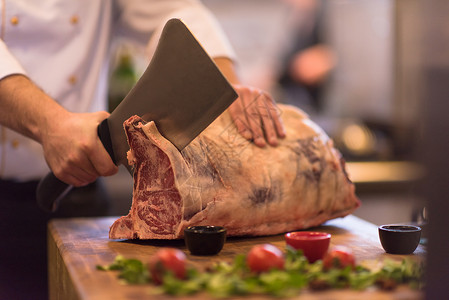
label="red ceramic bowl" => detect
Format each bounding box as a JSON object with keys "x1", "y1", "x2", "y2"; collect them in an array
[{"x1": 285, "y1": 231, "x2": 331, "y2": 263}]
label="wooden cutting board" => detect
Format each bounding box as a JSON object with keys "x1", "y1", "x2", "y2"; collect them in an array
[{"x1": 48, "y1": 215, "x2": 424, "y2": 300}]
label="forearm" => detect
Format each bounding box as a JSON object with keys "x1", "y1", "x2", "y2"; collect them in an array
[
  {"x1": 0, "y1": 74, "x2": 66, "y2": 144},
  {"x1": 0, "y1": 74, "x2": 117, "y2": 185}
]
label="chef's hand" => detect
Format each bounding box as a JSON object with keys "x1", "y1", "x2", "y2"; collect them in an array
[
  {"x1": 228, "y1": 85, "x2": 286, "y2": 147},
  {"x1": 0, "y1": 74, "x2": 117, "y2": 187},
  {"x1": 212, "y1": 58, "x2": 286, "y2": 147},
  {"x1": 41, "y1": 110, "x2": 118, "y2": 187}
]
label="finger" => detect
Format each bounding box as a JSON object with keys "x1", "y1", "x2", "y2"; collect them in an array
[
  {"x1": 47, "y1": 152, "x2": 96, "y2": 186},
  {"x1": 89, "y1": 140, "x2": 118, "y2": 177},
  {"x1": 94, "y1": 110, "x2": 111, "y2": 121},
  {"x1": 229, "y1": 96, "x2": 253, "y2": 140},
  {"x1": 67, "y1": 144, "x2": 102, "y2": 180},
  {"x1": 87, "y1": 111, "x2": 118, "y2": 177},
  {"x1": 55, "y1": 165, "x2": 96, "y2": 187},
  {"x1": 257, "y1": 93, "x2": 279, "y2": 146},
  {"x1": 66, "y1": 173, "x2": 92, "y2": 187},
  {"x1": 263, "y1": 92, "x2": 286, "y2": 139},
  {"x1": 69, "y1": 156, "x2": 100, "y2": 182},
  {"x1": 85, "y1": 132, "x2": 118, "y2": 177},
  {"x1": 242, "y1": 90, "x2": 266, "y2": 147}
]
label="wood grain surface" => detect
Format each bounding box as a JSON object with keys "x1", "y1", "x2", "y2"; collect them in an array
[{"x1": 48, "y1": 215, "x2": 424, "y2": 300}]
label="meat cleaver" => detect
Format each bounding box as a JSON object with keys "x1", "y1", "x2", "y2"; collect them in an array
[{"x1": 36, "y1": 18, "x2": 238, "y2": 212}]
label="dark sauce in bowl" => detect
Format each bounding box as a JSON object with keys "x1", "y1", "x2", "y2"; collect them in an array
[
  {"x1": 184, "y1": 226, "x2": 227, "y2": 256},
  {"x1": 378, "y1": 225, "x2": 421, "y2": 254}
]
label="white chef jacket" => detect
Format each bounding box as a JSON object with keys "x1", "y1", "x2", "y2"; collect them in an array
[{"x1": 0, "y1": 0, "x2": 235, "y2": 181}]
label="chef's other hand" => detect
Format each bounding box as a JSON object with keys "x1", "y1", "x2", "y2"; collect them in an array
[
  {"x1": 41, "y1": 110, "x2": 118, "y2": 187},
  {"x1": 228, "y1": 85, "x2": 286, "y2": 147}
]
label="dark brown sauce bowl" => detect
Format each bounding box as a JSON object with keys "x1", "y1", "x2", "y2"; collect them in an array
[
  {"x1": 378, "y1": 225, "x2": 421, "y2": 254},
  {"x1": 184, "y1": 226, "x2": 227, "y2": 256}
]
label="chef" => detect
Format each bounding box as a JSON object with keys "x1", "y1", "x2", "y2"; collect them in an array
[{"x1": 0, "y1": 0, "x2": 285, "y2": 299}]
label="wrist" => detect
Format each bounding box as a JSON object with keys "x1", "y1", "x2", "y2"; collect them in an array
[{"x1": 212, "y1": 57, "x2": 241, "y2": 85}]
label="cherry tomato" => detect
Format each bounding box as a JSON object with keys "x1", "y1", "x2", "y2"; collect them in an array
[
  {"x1": 246, "y1": 244, "x2": 285, "y2": 273},
  {"x1": 148, "y1": 248, "x2": 187, "y2": 284},
  {"x1": 322, "y1": 246, "x2": 356, "y2": 270}
]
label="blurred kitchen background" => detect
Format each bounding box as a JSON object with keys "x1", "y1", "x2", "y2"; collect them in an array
[{"x1": 103, "y1": 0, "x2": 429, "y2": 227}]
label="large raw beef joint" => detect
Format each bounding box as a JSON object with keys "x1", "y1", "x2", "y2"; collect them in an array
[{"x1": 109, "y1": 104, "x2": 360, "y2": 239}]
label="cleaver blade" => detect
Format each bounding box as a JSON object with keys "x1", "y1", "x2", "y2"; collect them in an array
[{"x1": 103, "y1": 18, "x2": 237, "y2": 169}]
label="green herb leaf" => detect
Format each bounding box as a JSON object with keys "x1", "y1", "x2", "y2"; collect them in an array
[
  {"x1": 96, "y1": 255, "x2": 149, "y2": 284},
  {"x1": 97, "y1": 250, "x2": 424, "y2": 297}
]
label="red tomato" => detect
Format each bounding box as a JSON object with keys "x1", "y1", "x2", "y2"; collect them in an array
[
  {"x1": 246, "y1": 244, "x2": 285, "y2": 273},
  {"x1": 322, "y1": 246, "x2": 356, "y2": 270},
  {"x1": 148, "y1": 248, "x2": 187, "y2": 284}
]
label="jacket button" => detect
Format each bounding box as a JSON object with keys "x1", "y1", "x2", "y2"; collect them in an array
[
  {"x1": 10, "y1": 16, "x2": 19, "y2": 26},
  {"x1": 11, "y1": 140, "x2": 19, "y2": 149},
  {"x1": 68, "y1": 75, "x2": 77, "y2": 85},
  {"x1": 70, "y1": 15, "x2": 79, "y2": 25}
]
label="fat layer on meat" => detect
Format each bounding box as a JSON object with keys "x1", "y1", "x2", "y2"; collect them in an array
[{"x1": 109, "y1": 105, "x2": 360, "y2": 239}]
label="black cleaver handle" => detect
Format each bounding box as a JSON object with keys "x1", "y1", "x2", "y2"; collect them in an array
[
  {"x1": 97, "y1": 118, "x2": 116, "y2": 165},
  {"x1": 36, "y1": 173, "x2": 73, "y2": 212},
  {"x1": 36, "y1": 119, "x2": 115, "y2": 212}
]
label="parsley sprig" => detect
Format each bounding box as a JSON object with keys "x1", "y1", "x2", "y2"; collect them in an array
[{"x1": 97, "y1": 247, "x2": 423, "y2": 297}]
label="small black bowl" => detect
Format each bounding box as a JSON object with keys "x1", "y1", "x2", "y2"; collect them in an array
[
  {"x1": 184, "y1": 226, "x2": 227, "y2": 256},
  {"x1": 379, "y1": 224, "x2": 421, "y2": 254}
]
